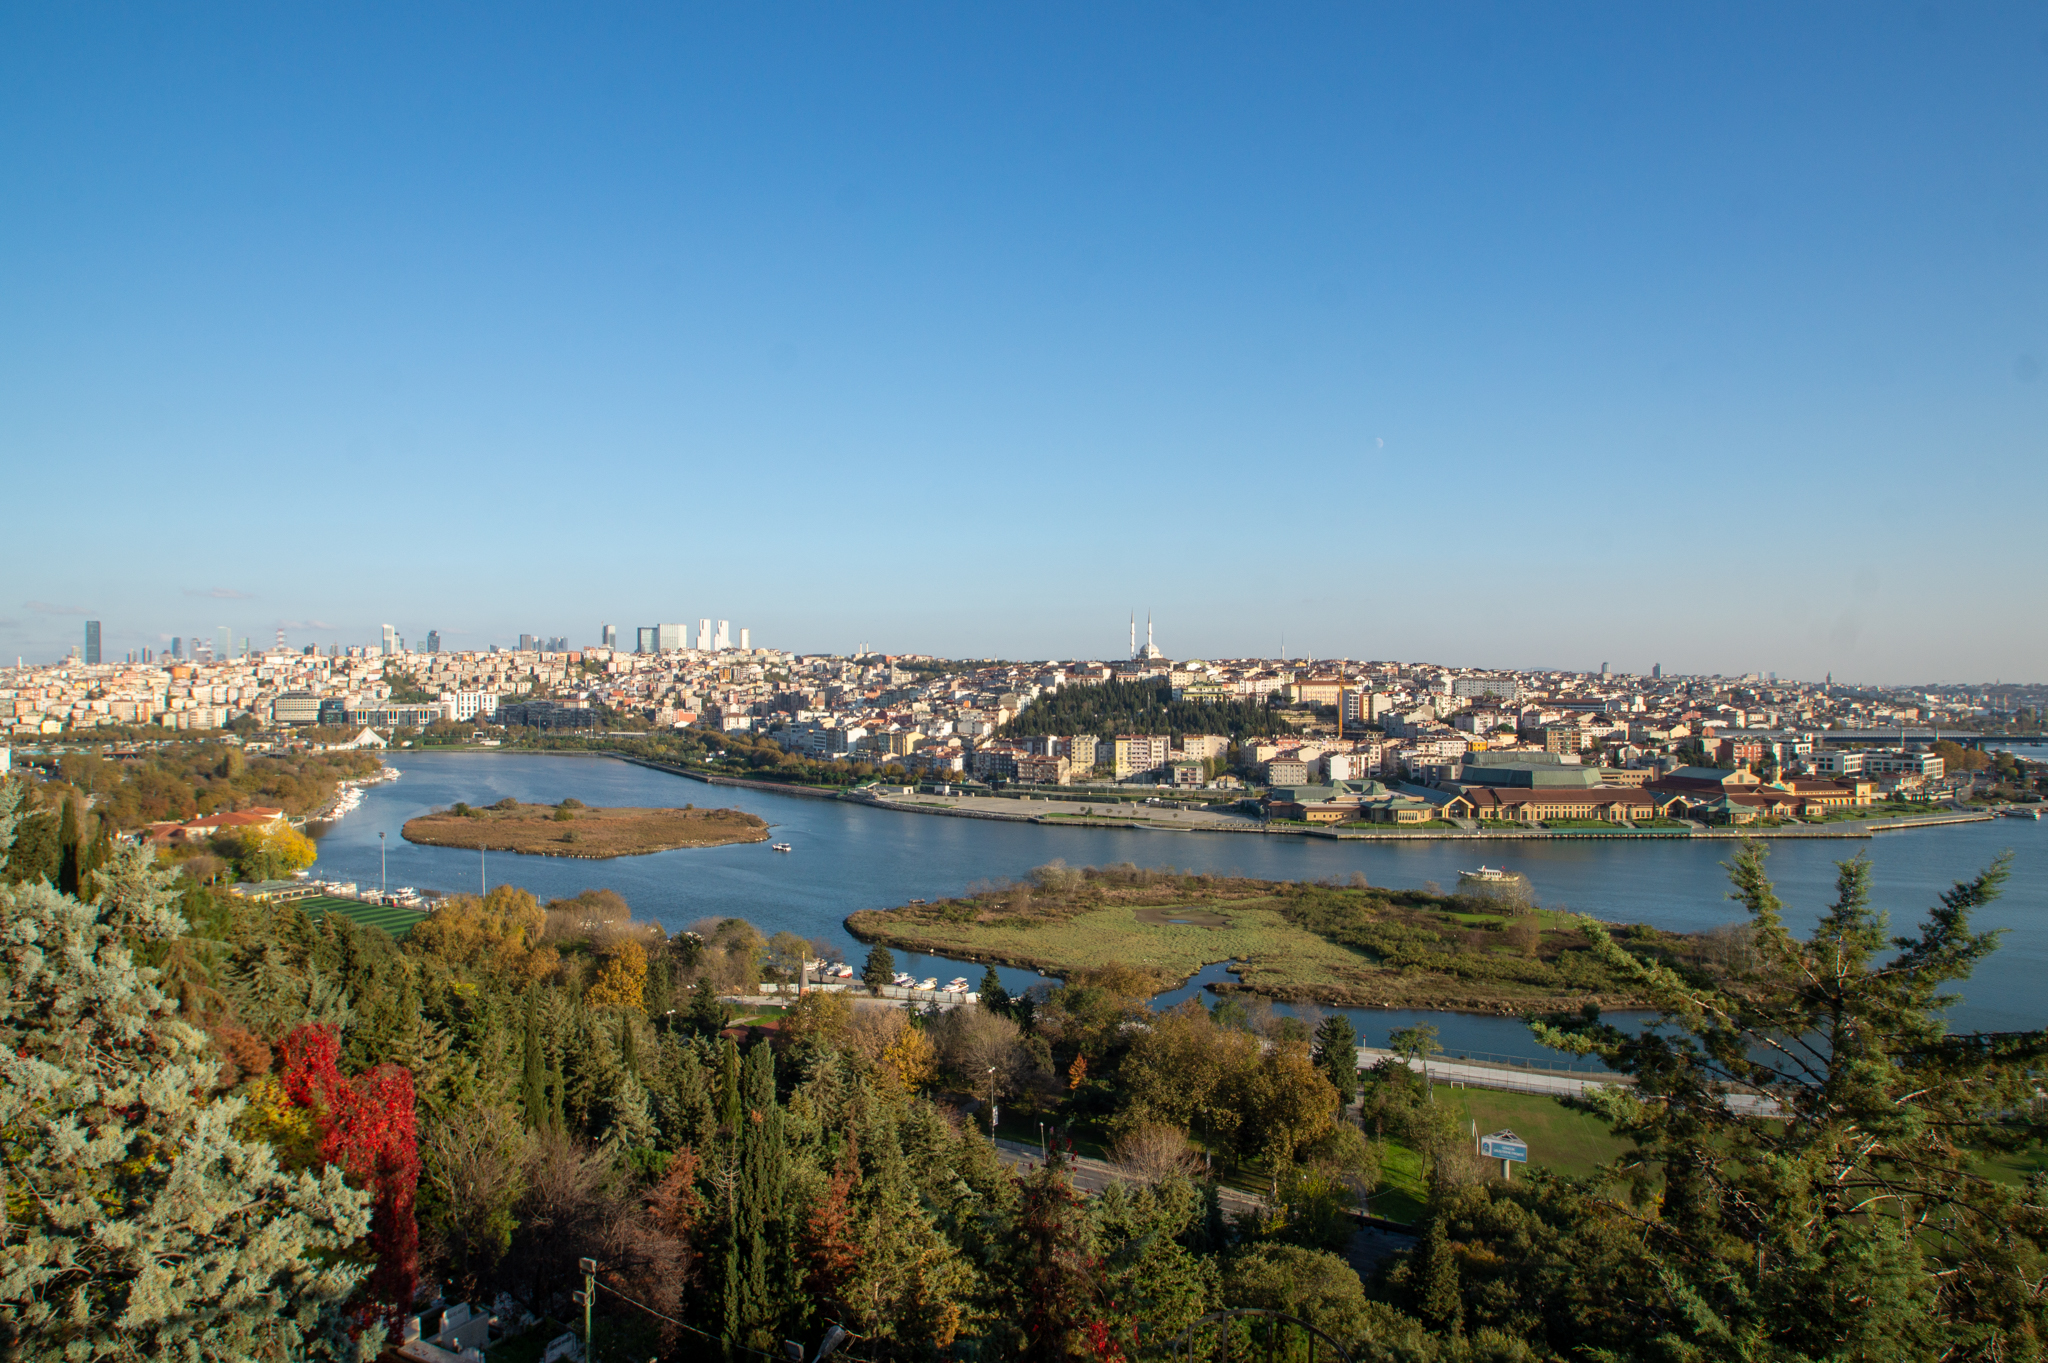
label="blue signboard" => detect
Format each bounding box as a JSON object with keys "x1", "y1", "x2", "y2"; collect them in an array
[{"x1": 1479, "y1": 1132, "x2": 1528, "y2": 1163}]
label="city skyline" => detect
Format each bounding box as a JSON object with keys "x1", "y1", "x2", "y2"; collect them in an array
[
  {"x1": 17, "y1": 611, "x2": 2020, "y2": 691},
  {"x1": 5, "y1": 5, "x2": 2045, "y2": 681}
]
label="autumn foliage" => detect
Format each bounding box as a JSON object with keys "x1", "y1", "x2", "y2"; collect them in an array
[{"x1": 277, "y1": 1023, "x2": 422, "y2": 1332}]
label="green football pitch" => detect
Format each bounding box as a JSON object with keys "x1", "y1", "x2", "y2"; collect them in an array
[{"x1": 296, "y1": 895, "x2": 427, "y2": 939}]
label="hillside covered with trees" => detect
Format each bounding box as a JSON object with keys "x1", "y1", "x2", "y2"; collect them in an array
[
  {"x1": 1004, "y1": 677, "x2": 1288, "y2": 741},
  {"x1": 1, "y1": 772, "x2": 2042, "y2": 1361}
]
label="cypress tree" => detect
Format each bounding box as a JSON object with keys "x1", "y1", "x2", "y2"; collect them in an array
[
  {"x1": 520, "y1": 993, "x2": 549, "y2": 1132},
  {"x1": 1415, "y1": 1203, "x2": 1462, "y2": 1332},
  {"x1": 56, "y1": 795, "x2": 79, "y2": 896},
  {"x1": 78, "y1": 816, "x2": 115, "y2": 900}
]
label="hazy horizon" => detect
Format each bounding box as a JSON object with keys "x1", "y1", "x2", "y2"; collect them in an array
[{"x1": 5, "y1": 5, "x2": 2044, "y2": 682}]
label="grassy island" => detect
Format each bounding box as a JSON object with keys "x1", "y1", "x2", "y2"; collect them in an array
[
  {"x1": 402, "y1": 798, "x2": 768, "y2": 858},
  {"x1": 846, "y1": 861, "x2": 1722, "y2": 1013}
]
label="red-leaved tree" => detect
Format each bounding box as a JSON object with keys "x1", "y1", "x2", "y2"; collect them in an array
[{"x1": 277, "y1": 1024, "x2": 422, "y2": 1333}]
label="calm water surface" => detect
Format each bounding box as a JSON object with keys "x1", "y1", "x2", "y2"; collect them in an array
[{"x1": 310, "y1": 751, "x2": 2048, "y2": 1065}]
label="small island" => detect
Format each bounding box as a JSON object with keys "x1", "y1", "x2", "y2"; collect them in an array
[
  {"x1": 402, "y1": 798, "x2": 769, "y2": 858},
  {"x1": 846, "y1": 863, "x2": 1720, "y2": 1014}
]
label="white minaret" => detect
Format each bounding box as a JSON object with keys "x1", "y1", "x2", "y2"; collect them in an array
[{"x1": 1129, "y1": 612, "x2": 1136, "y2": 660}]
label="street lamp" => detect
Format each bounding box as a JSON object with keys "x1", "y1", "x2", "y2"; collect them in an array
[
  {"x1": 987, "y1": 1067, "x2": 998, "y2": 1140},
  {"x1": 1038, "y1": 1120, "x2": 1046, "y2": 1161},
  {"x1": 378, "y1": 831, "x2": 386, "y2": 895}
]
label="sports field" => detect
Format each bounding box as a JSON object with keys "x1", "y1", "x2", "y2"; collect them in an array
[{"x1": 297, "y1": 894, "x2": 427, "y2": 939}]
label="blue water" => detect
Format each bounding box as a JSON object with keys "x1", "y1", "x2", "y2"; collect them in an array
[{"x1": 310, "y1": 751, "x2": 2048, "y2": 1065}]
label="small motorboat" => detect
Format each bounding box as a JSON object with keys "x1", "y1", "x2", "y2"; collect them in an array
[
  {"x1": 771, "y1": 842, "x2": 793, "y2": 852},
  {"x1": 916, "y1": 977, "x2": 938, "y2": 991},
  {"x1": 1458, "y1": 865, "x2": 1515, "y2": 883},
  {"x1": 832, "y1": 964, "x2": 855, "y2": 978},
  {"x1": 893, "y1": 972, "x2": 915, "y2": 987},
  {"x1": 944, "y1": 977, "x2": 969, "y2": 992}
]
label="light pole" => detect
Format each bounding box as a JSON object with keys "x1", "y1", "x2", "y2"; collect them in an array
[
  {"x1": 378, "y1": 831, "x2": 386, "y2": 896},
  {"x1": 987, "y1": 1067, "x2": 998, "y2": 1140},
  {"x1": 480, "y1": 843, "x2": 486, "y2": 895},
  {"x1": 1038, "y1": 1120, "x2": 1046, "y2": 1161}
]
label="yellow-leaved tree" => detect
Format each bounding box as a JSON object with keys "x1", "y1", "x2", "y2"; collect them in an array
[{"x1": 585, "y1": 939, "x2": 648, "y2": 1011}]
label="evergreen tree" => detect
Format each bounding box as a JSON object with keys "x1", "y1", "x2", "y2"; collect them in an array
[
  {"x1": 999, "y1": 1155, "x2": 1112, "y2": 1363},
  {"x1": 1310, "y1": 1012, "x2": 1359, "y2": 1110},
  {"x1": 55, "y1": 794, "x2": 79, "y2": 896},
  {"x1": 685, "y1": 976, "x2": 732, "y2": 1036},
  {"x1": 519, "y1": 993, "x2": 550, "y2": 1132},
  {"x1": 1413, "y1": 1175, "x2": 1463, "y2": 1332},
  {"x1": 0, "y1": 812, "x2": 376, "y2": 1361},
  {"x1": 979, "y1": 964, "x2": 1011, "y2": 1017},
  {"x1": 862, "y1": 944, "x2": 895, "y2": 996},
  {"x1": 1515, "y1": 845, "x2": 2048, "y2": 1359},
  {"x1": 711, "y1": 1043, "x2": 796, "y2": 1358}
]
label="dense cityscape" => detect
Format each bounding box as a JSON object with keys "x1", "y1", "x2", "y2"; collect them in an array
[{"x1": 8, "y1": 7, "x2": 2048, "y2": 1362}]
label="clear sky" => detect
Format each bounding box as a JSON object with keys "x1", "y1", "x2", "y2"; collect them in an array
[{"x1": 4, "y1": 4, "x2": 2044, "y2": 682}]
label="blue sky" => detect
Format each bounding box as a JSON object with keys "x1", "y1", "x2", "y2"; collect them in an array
[{"x1": 3, "y1": 4, "x2": 2043, "y2": 681}]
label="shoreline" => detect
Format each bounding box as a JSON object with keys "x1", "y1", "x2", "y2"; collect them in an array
[{"x1": 450, "y1": 748, "x2": 2009, "y2": 842}]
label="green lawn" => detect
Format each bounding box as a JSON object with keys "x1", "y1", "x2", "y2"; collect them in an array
[
  {"x1": 1370, "y1": 1088, "x2": 1633, "y2": 1224},
  {"x1": 297, "y1": 895, "x2": 427, "y2": 939}
]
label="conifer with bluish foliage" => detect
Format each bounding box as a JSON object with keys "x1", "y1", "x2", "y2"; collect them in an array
[{"x1": 0, "y1": 780, "x2": 377, "y2": 1361}]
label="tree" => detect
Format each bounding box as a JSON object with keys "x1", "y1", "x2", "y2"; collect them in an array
[
  {"x1": 0, "y1": 793, "x2": 376, "y2": 1362},
  {"x1": 586, "y1": 939, "x2": 649, "y2": 1011},
  {"x1": 276, "y1": 1024, "x2": 423, "y2": 1336},
  {"x1": 997, "y1": 1158, "x2": 1113, "y2": 1362},
  {"x1": 862, "y1": 943, "x2": 895, "y2": 996},
  {"x1": 1517, "y1": 844, "x2": 2048, "y2": 1359},
  {"x1": 685, "y1": 977, "x2": 733, "y2": 1036},
  {"x1": 979, "y1": 963, "x2": 1012, "y2": 1017},
  {"x1": 1310, "y1": 1012, "x2": 1359, "y2": 1110},
  {"x1": 1387, "y1": 1023, "x2": 1442, "y2": 1099}
]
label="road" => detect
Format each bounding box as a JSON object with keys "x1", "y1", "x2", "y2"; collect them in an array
[
  {"x1": 989, "y1": 1138, "x2": 1268, "y2": 1218},
  {"x1": 1355, "y1": 1047, "x2": 1621, "y2": 1098}
]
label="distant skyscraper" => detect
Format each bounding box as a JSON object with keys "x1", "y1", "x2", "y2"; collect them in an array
[
  {"x1": 714, "y1": 620, "x2": 731, "y2": 651},
  {"x1": 218, "y1": 626, "x2": 230, "y2": 663},
  {"x1": 1651, "y1": 662, "x2": 1662, "y2": 679},
  {"x1": 83, "y1": 621, "x2": 101, "y2": 665},
  {"x1": 519, "y1": 634, "x2": 540, "y2": 652},
  {"x1": 636, "y1": 626, "x2": 657, "y2": 654},
  {"x1": 381, "y1": 624, "x2": 398, "y2": 656},
  {"x1": 1600, "y1": 661, "x2": 1609, "y2": 676},
  {"x1": 656, "y1": 623, "x2": 686, "y2": 652},
  {"x1": 170, "y1": 637, "x2": 182, "y2": 659},
  {"x1": 426, "y1": 630, "x2": 441, "y2": 653},
  {"x1": 696, "y1": 619, "x2": 712, "y2": 651},
  {"x1": 601, "y1": 623, "x2": 617, "y2": 649},
  {"x1": 548, "y1": 636, "x2": 568, "y2": 653},
  {"x1": 739, "y1": 627, "x2": 750, "y2": 650}
]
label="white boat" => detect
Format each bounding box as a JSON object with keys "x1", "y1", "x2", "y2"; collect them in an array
[
  {"x1": 832, "y1": 964, "x2": 855, "y2": 978},
  {"x1": 944, "y1": 977, "x2": 969, "y2": 992},
  {"x1": 893, "y1": 972, "x2": 915, "y2": 987},
  {"x1": 1458, "y1": 865, "x2": 1517, "y2": 883},
  {"x1": 2002, "y1": 807, "x2": 2042, "y2": 820},
  {"x1": 916, "y1": 977, "x2": 938, "y2": 991},
  {"x1": 771, "y1": 842, "x2": 793, "y2": 852}
]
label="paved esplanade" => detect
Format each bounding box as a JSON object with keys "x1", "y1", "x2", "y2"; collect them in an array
[{"x1": 1355, "y1": 1046, "x2": 1619, "y2": 1098}]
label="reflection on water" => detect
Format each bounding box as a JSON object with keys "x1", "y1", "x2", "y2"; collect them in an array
[{"x1": 309, "y1": 751, "x2": 2048, "y2": 1066}]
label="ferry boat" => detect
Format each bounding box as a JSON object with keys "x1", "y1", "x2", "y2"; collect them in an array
[
  {"x1": 1458, "y1": 865, "x2": 1516, "y2": 884},
  {"x1": 771, "y1": 842, "x2": 793, "y2": 852},
  {"x1": 2001, "y1": 807, "x2": 2042, "y2": 820}
]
